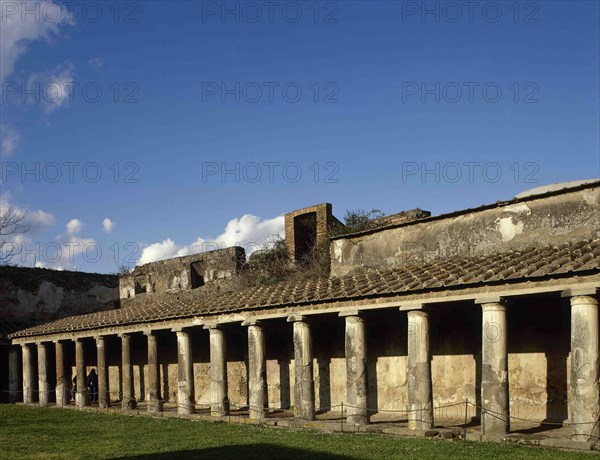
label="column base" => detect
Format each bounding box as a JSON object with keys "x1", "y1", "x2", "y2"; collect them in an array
[
  {"x1": 347, "y1": 414, "x2": 369, "y2": 425},
  {"x1": 178, "y1": 403, "x2": 196, "y2": 415},
  {"x1": 76, "y1": 390, "x2": 91, "y2": 408},
  {"x1": 147, "y1": 399, "x2": 164, "y2": 412},
  {"x1": 211, "y1": 400, "x2": 230, "y2": 417}
]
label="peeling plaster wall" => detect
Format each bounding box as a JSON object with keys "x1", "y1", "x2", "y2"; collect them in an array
[{"x1": 331, "y1": 186, "x2": 600, "y2": 277}]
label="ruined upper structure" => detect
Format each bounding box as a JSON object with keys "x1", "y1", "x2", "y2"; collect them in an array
[
  {"x1": 118, "y1": 247, "x2": 245, "y2": 300},
  {"x1": 10, "y1": 179, "x2": 600, "y2": 339}
]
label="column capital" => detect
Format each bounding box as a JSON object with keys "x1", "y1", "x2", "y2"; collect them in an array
[
  {"x1": 339, "y1": 309, "x2": 361, "y2": 318},
  {"x1": 400, "y1": 303, "x2": 424, "y2": 312},
  {"x1": 562, "y1": 288, "x2": 598, "y2": 298},
  {"x1": 287, "y1": 315, "x2": 308, "y2": 323},
  {"x1": 119, "y1": 332, "x2": 132, "y2": 339},
  {"x1": 475, "y1": 296, "x2": 507, "y2": 307},
  {"x1": 143, "y1": 330, "x2": 156, "y2": 337},
  {"x1": 203, "y1": 323, "x2": 223, "y2": 330},
  {"x1": 173, "y1": 326, "x2": 193, "y2": 333},
  {"x1": 242, "y1": 318, "x2": 262, "y2": 327},
  {"x1": 407, "y1": 309, "x2": 428, "y2": 319},
  {"x1": 94, "y1": 335, "x2": 106, "y2": 343}
]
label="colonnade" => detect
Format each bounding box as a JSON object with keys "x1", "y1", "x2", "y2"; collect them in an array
[{"x1": 12, "y1": 291, "x2": 600, "y2": 440}]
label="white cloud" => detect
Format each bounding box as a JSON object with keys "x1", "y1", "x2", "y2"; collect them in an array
[
  {"x1": 137, "y1": 238, "x2": 178, "y2": 265},
  {"x1": 137, "y1": 214, "x2": 285, "y2": 266},
  {"x1": 0, "y1": 124, "x2": 21, "y2": 156},
  {"x1": 27, "y1": 62, "x2": 75, "y2": 113},
  {"x1": 102, "y1": 217, "x2": 114, "y2": 233},
  {"x1": 66, "y1": 218, "x2": 82, "y2": 235},
  {"x1": 0, "y1": 195, "x2": 56, "y2": 265},
  {"x1": 88, "y1": 57, "x2": 103, "y2": 68},
  {"x1": 0, "y1": 0, "x2": 68, "y2": 84},
  {"x1": 0, "y1": 194, "x2": 55, "y2": 234},
  {"x1": 1, "y1": 1, "x2": 71, "y2": 155}
]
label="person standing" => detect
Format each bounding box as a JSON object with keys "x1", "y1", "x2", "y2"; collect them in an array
[{"x1": 87, "y1": 369, "x2": 98, "y2": 403}]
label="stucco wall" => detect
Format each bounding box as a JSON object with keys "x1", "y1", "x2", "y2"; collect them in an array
[{"x1": 331, "y1": 186, "x2": 600, "y2": 277}]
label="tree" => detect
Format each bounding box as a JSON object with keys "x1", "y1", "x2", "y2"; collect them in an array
[{"x1": 0, "y1": 207, "x2": 31, "y2": 264}]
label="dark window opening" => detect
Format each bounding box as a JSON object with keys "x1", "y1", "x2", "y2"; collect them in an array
[
  {"x1": 294, "y1": 212, "x2": 317, "y2": 263},
  {"x1": 134, "y1": 275, "x2": 147, "y2": 295},
  {"x1": 191, "y1": 262, "x2": 205, "y2": 289}
]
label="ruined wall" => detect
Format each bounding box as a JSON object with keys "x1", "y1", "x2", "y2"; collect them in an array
[
  {"x1": 119, "y1": 247, "x2": 245, "y2": 300},
  {"x1": 331, "y1": 184, "x2": 600, "y2": 277},
  {"x1": 0, "y1": 267, "x2": 119, "y2": 326}
]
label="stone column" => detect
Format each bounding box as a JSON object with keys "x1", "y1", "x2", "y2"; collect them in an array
[
  {"x1": 407, "y1": 309, "x2": 434, "y2": 431},
  {"x1": 564, "y1": 291, "x2": 600, "y2": 441},
  {"x1": 247, "y1": 321, "x2": 267, "y2": 420},
  {"x1": 478, "y1": 299, "x2": 509, "y2": 436},
  {"x1": 22, "y1": 344, "x2": 34, "y2": 404},
  {"x1": 120, "y1": 334, "x2": 136, "y2": 409},
  {"x1": 37, "y1": 342, "x2": 49, "y2": 406},
  {"x1": 54, "y1": 341, "x2": 69, "y2": 406},
  {"x1": 175, "y1": 329, "x2": 195, "y2": 415},
  {"x1": 341, "y1": 311, "x2": 369, "y2": 425},
  {"x1": 8, "y1": 346, "x2": 19, "y2": 403},
  {"x1": 96, "y1": 336, "x2": 109, "y2": 408},
  {"x1": 208, "y1": 325, "x2": 229, "y2": 416},
  {"x1": 288, "y1": 315, "x2": 315, "y2": 420},
  {"x1": 75, "y1": 338, "x2": 90, "y2": 407},
  {"x1": 145, "y1": 331, "x2": 163, "y2": 412}
]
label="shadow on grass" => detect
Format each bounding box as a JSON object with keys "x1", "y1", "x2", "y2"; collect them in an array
[{"x1": 115, "y1": 444, "x2": 351, "y2": 460}]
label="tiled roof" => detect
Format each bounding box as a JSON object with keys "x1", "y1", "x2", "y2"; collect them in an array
[
  {"x1": 10, "y1": 239, "x2": 600, "y2": 339},
  {"x1": 0, "y1": 319, "x2": 37, "y2": 340}
]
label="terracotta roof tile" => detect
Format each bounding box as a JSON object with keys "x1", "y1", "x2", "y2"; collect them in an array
[{"x1": 10, "y1": 239, "x2": 600, "y2": 339}]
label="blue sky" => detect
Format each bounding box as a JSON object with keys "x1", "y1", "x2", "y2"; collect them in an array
[{"x1": 1, "y1": 0, "x2": 599, "y2": 273}]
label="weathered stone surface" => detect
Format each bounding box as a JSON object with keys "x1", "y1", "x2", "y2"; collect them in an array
[
  {"x1": 37, "y1": 343, "x2": 49, "y2": 406},
  {"x1": 569, "y1": 295, "x2": 599, "y2": 441},
  {"x1": 481, "y1": 302, "x2": 509, "y2": 436},
  {"x1": 290, "y1": 317, "x2": 315, "y2": 420},
  {"x1": 344, "y1": 315, "x2": 368, "y2": 425},
  {"x1": 21, "y1": 344, "x2": 34, "y2": 404},
  {"x1": 145, "y1": 333, "x2": 163, "y2": 412},
  {"x1": 248, "y1": 323, "x2": 267, "y2": 419},
  {"x1": 8, "y1": 347, "x2": 19, "y2": 403},
  {"x1": 331, "y1": 184, "x2": 600, "y2": 277},
  {"x1": 54, "y1": 341, "x2": 68, "y2": 406},
  {"x1": 75, "y1": 339, "x2": 90, "y2": 407},
  {"x1": 209, "y1": 326, "x2": 229, "y2": 416},
  {"x1": 96, "y1": 336, "x2": 109, "y2": 408},
  {"x1": 407, "y1": 310, "x2": 433, "y2": 431},
  {"x1": 120, "y1": 334, "x2": 136, "y2": 409},
  {"x1": 176, "y1": 330, "x2": 195, "y2": 415},
  {"x1": 0, "y1": 266, "x2": 118, "y2": 323},
  {"x1": 119, "y1": 247, "x2": 244, "y2": 300}
]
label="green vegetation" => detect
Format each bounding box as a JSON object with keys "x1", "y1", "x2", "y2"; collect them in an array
[
  {"x1": 239, "y1": 237, "x2": 330, "y2": 287},
  {"x1": 331, "y1": 209, "x2": 386, "y2": 236},
  {"x1": 0, "y1": 405, "x2": 592, "y2": 460}
]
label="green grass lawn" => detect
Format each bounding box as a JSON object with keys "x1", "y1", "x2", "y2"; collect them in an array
[{"x1": 0, "y1": 405, "x2": 594, "y2": 460}]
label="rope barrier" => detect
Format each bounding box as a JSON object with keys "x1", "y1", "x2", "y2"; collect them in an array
[{"x1": 3, "y1": 388, "x2": 600, "y2": 439}]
